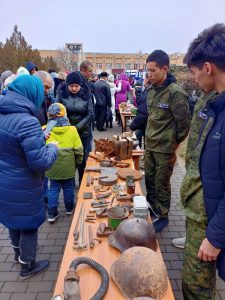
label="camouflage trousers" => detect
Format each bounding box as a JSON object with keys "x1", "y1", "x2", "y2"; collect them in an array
[
  {"x1": 182, "y1": 217, "x2": 216, "y2": 300},
  {"x1": 144, "y1": 150, "x2": 176, "y2": 218}
]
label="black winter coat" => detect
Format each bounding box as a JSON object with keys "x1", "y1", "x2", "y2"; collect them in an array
[
  {"x1": 94, "y1": 79, "x2": 111, "y2": 107},
  {"x1": 130, "y1": 88, "x2": 148, "y2": 131},
  {"x1": 58, "y1": 88, "x2": 94, "y2": 138},
  {"x1": 200, "y1": 91, "x2": 225, "y2": 280}
]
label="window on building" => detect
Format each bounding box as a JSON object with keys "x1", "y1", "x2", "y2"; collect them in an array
[
  {"x1": 96, "y1": 63, "x2": 103, "y2": 69},
  {"x1": 106, "y1": 63, "x2": 112, "y2": 69},
  {"x1": 125, "y1": 64, "x2": 131, "y2": 70},
  {"x1": 115, "y1": 63, "x2": 122, "y2": 69},
  {"x1": 134, "y1": 63, "x2": 140, "y2": 70}
]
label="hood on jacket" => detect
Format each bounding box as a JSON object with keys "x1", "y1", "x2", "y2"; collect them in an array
[
  {"x1": 153, "y1": 73, "x2": 176, "y2": 92},
  {"x1": 25, "y1": 61, "x2": 38, "y2": 73},
  {"x1": 8, "y1": 75, "x2": 44, "y2": 108},
  {"x1": 119, "y1": 73, "x2": 128, "y2": 81},
  {"x1": 0, "y1": 90, "x2": 38, "y2": 116},
  {"x1": 51, "y1": 126, "x2": 71, "y2": 135}
]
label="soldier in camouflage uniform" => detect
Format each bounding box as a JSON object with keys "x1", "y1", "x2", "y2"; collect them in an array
[
  {"x1": 144, "y1": 50, "x2": 190, "y2": 232},
  {"x1": 180, "y1": 91, "x2": 216, "y2": 299},
  {"x1": 181, "y1": 24, "x2": 225, "y2": 299}
]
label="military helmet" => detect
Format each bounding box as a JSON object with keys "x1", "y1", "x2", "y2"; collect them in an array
[
  {"x1": 110, "y1": 246, "x2": 168, "y2": 299},
  {"x1": 108, "y1": 218, "x2": 157, "y2": 252}
]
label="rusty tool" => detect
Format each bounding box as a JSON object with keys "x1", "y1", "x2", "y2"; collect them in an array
[
  {"x1": 89, "y1": 207, "x2": 107, "y2": 213},
  {"x1": 96, "y1": 208, "x2": 108, "y2": 218},
  {"x1": 88, "y1": 225, "x2": 101, "y2": 248},
  {"x1": 116, "y1": 193, "x2": 140, "y2": 201},
  {"x1": 86, "y1": 213, "x2": 95, "y2": 217},
  {"x1": 92, "y1": 204, "x2": 109, "y2": 209},
  {"x1": 73, "y1": 203, "x2": 84, "y2": 242},
  {"x1": 85, "y1": 220, "x2": 96, "y2": 223},
  {"x1": 110, "y1": 195, "x2": 116, "y2": 207},
  {"x1": 96, "y1": 192, "x2": 112, "y2": 200},
  {"x1": 86, "y1": 174, "x2": 92, "y2": 186},
  {"x1": 73, "y1": 205, "x2": 87, "y2": 251},
  {"x1": 91, "y1": 200, "x2": 107, "y2": 205}
]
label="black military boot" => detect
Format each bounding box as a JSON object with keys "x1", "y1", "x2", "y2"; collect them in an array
[{"x1": 19, "y1": 258, "x2": 49, "y2": 280}]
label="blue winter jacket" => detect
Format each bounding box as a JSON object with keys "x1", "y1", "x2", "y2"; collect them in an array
[
  {"x1": 200, "y1": 91, "x2": 225, "y2": 281},
  {"x1": 0, "y1": 91, "x2": 58, "y2": 230}
]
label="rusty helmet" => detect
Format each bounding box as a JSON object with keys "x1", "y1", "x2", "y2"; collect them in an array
[
  {"x1": 110, "y1": 247, "x2": 168, "y2": 299},
  {"x1": 108, "y1": 218, "x2": 157, "y2": 252}
]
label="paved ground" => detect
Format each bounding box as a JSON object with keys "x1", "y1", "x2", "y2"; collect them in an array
[{"x1": 0, "y1": 123, "x2": 225, "y2": 300}]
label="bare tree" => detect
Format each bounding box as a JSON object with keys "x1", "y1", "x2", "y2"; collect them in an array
[{"x1": 57, "y1": 46, "x2": 78, "y2": 71}]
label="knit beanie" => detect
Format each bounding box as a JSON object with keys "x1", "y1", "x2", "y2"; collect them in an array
[
  {"x1": 66, "y1": 71, "x2": 82, "y2": 86},
  {"x1": 48, "y1": 103, "x2": 67, "y2": 118}
]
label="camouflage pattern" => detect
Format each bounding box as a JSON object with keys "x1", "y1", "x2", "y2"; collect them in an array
[
  {"x1": 180, "y1": 91, "x2": 217, "y2": 223},
  {"x1": 144, "y1": 150, "x2": 176, "y2": 217},
  {"x1": 181, "y1": 91, "x2": 217, "y2": 299},
  {"x1": 145, "y1": 82, "x2": 190, "y2": 154},
  {"x1": 185, "y1": 91, "x2": 217, "y2": 168},
  {"x1": 182, "y1": 217, "x2": 216, "y2": 300}
]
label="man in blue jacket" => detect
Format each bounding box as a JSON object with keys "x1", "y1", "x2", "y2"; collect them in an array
[{"x1": 181, "y1": 23, "x2": 225, "y2": 299}]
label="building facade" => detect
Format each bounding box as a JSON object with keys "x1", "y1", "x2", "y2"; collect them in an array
[{"x1": 39, "y1": 46, "x2": 185, "y2": 73}]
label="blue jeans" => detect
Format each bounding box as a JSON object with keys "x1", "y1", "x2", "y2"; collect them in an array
[
  {"x1": 9, "y1": 228, "x2": 38, "y2": 263},
  {"x1": 48, "y1": 178, "x2": 75, "y2": 216}
]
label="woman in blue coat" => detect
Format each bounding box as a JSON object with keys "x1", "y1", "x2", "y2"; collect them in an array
[{"x1": 0, "y1": 75, "x2": 58, "y2": 279}]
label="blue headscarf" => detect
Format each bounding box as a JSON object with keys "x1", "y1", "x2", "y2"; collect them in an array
[{"x1": 8, "y1": 75, "x2": 44, "y2": 108}]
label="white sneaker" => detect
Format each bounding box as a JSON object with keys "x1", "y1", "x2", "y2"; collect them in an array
[
  {"x1": 66, "y1": 209, "x2": 75, "y2": 216},
  {"x1": 172, "y1": 237, "x2": 186, "y2": 249},
  {"x1": 48, "y1": 214, "x2": 59, "y2": 223}
]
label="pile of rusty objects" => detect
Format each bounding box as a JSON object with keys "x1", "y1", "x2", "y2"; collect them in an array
[
  {"x1": 61, "y1": 159, "x2": 168, "y2": 300},
  {"x1": 92, "y1": 134, "x2": 139, "y2": 162}
]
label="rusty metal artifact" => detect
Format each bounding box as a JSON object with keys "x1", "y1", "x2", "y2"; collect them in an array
[
  {"x1": 110, "y1": 247, "x2": 168, "y2": 299},
  {"x1": 108, "y1": 218, "x2": 157, "y2": 252},
  {"x1": 117, "y1": 168, "x2": 143, "y2": 180},
  {"x1": 107, "y1": 206, "x2": 129, "y2": 229},
  {"x1": 94, "y1": 137, "x2": 133, "y2": 160}
]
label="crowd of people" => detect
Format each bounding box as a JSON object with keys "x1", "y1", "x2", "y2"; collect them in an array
[{"x1": 0, "y1": 23, "x2": 225, "y2": 300}]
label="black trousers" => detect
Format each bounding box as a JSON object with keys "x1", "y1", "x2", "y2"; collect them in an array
[
  {"x1": 95, "y1": 105, "x2": 107, "y2": 130},
  {"x1": 9, "y1": 228, "x2": 38, "y2": 262}
]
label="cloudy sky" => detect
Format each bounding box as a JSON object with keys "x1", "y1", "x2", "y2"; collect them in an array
[{"x1": 1, "y1": 0, "x2": 224, "y2": 54}]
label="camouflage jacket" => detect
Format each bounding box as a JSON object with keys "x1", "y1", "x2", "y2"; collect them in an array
[
  {"x1": 146, "y1": 80, "x2": 190, "y2": 153},
  {"x1": 180, "y1": 91, "x2": 217, "y2": 223}
]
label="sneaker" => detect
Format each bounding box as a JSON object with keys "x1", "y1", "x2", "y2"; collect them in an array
[
  {"x1": 172, "y1": 237, "x2": 186, "y2": 249},
  {"x1": 66, "y1": 209, "x2": 75, "y2": 216},
  {"x1": 153, "y1": 217, "x2": 169, "y2": 233},
  {"x1": 19, "y1": 259, "x2": 49, "y2": 280},
  {"x1": 48, "y1": 214, "x2": 59, "y2": 223}
]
